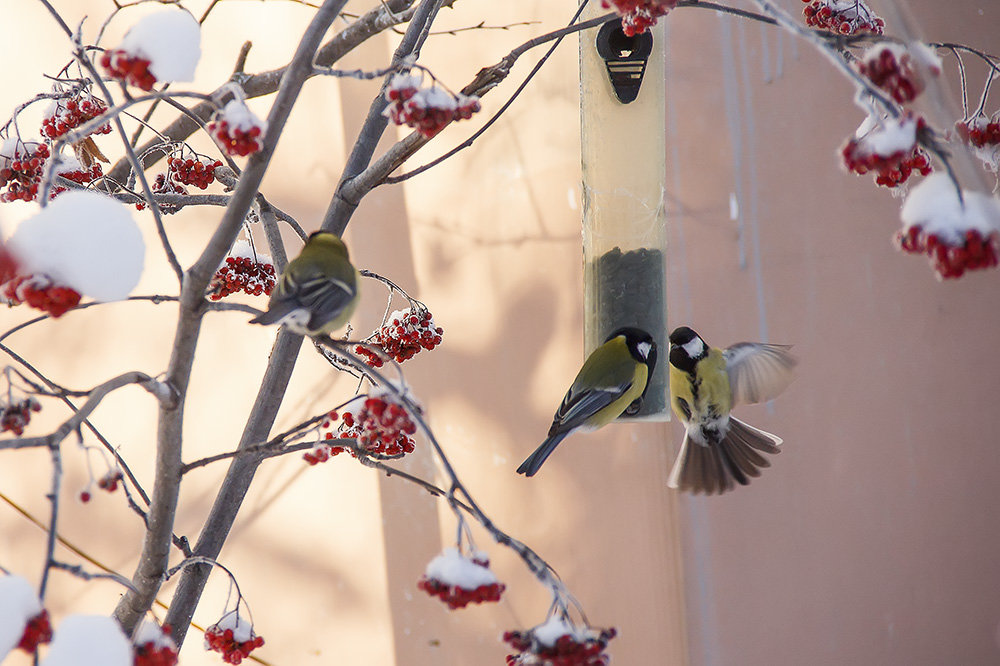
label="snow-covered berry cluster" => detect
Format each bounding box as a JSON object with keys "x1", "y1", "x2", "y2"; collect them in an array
[
  {"x1": 56, "y1": 159, "x2": 104, "y2": 189},
  {"x1": 354, "y1": 307, "x2": 443, "y2": 368},
  {"x1": 1, "y1": 397, "x2": 42, "y2": 436},
  {"x1": 801, "y1": 0, "x2": 884, "y2": 35},
  {"x1": 132, "y1": 621, "x2": 179, "y2": 666},
  {"x1": 895, "y1": 225, "x2": 999, "y2": 279},
  {"x1": 601, "y1": 0, "x2": 679, "y2": 36},
  {"x1": 896, "y1": 173, "x2": 1000, "y2": 279},
  {"x1": 503, "y1": 617, "x2": 617, "y2": 666},
  {"x1": 857, "y1": 43, "x2": 940, "y2": 105},
  {"x1": 2, "y1": 272, "x2": 83, "y2": 318},
  {"x1": 417, "y1": 548, "x2": 505, "y2": 610},
  {"x1": 956, "y1": 114, "x2": 1000, "y2": 149},
  {"x1": 167, "y1": 155, "x2": 222, "y2": 189},
  {"x1": 101, "y1": 49, "x2": 157, "y2": 91},
  {"x1": 956, "y1": 114, "x2": 1000, "y2": 172},
  {"x1": 204, "y1": 612, "x2": 264, "y2": 665},
  {"x1": 304, "y1": 389, "x2": 418, "y2": 463},
  {"x1": 208, "y1": 240, "x2": 275, "y2": 300},
  {"x1": 41, "y1": 93, "x2": 112, "y2": 140},
  {"x1": 208, "y1": 100, "x2": 266, "y2": 157},
  {"x1": 0, "y1": 140, "x2": 49, "y2": 202},
  {"x1": 384, "y1": 74, "x2": 481, "y2": 138},
  {"x1": 841, "y1": 115, "x2": 932, "y2": 188}
]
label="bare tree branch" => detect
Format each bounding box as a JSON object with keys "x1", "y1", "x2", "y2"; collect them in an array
[
  {"x1": 1, "y1": 371, "x2": 176, "y2": 451},
  {"x1": 155, "y1": 0, "x2": 352, "y2": 645},
  {"x1": 321, "y1": 0, "x2": 450, "y2": 233}
]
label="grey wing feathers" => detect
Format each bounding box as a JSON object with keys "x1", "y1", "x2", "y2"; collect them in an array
[
  {"x1": 293, "y1": 275, "x2": 356, "y2": 330},
  {"x1": 724, "y1": 342, "x2": 797, "y2": 405},
  {"x1": 248, "y1": 299, "x2": 297, "y2": 325},
  {"x1": 549, "y1": 385, "x2": 623, "y2": 436}
]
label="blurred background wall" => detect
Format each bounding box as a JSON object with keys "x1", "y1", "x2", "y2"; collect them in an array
[{"x1": 1, "y1": 1, "x2": 999, "y2": 665}]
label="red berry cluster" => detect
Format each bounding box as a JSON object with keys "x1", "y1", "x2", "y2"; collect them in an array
[
  {"x1": 417, "y1": 554, "x2": 505, "y2": 609},
  {"x1": 98, "y1": 470, "x2": 124, "y2": 493},
  {"x1": 50, "y1": 161, "x2": 105, "y2": 199},
  {"x1": 58, "y1": 163, "x2": 104, "y2": 186},
  {"x1": 209, "y1": 120, "x2": 263, "y2": 157},
  {"x1": 303, "y1": 410, "x2": 342, "y2": 464},
  {"x1": 503, "y1": 625, "x2": 618, "y2": 666},
  {"x1": 167, "y1": 155, "x2": 222, "y2": 189},
  {"x1": 895, "y1": 225, "x2": 999, "y2": 279},
  {"x1": 1, "y1": 397, "x2": 42, "y2": 436},
  {"x1": 208, "y1": 109, "x2": 264, "y2": 157},
  {"x1": 306, "y1": 395, "x2": 418, "y2": 461},
  {"x1": 601, "y1": 0, "x2": 679, "y2": 36},
  {"x1": 841, "y1": 116, "x2": 932, "y2": 188},
  {"x1": 384, "y1": 76, "x2": 481, "y2": 138},
  {"x1": 0, "y1": 141, "x2": 49, "y2": 202},
  {"x1": 209, "y1": 256, "x2": 276, "y2": 300},
  {"x1": 134, "y1": 642, "x2": 179, "y2": 666},
  {"x1": 133, "y1": 623, "x2": 179, "y2": 666},
  {"x1": 801, "y1": 0, "x2": 884, "y2": 35},
  {"x1": 417, "y1": 576, "x2": 504, "y2": 609},
  {"x1": 842, "y1": 139, "x2": 931, "y2": 187},
  {"x1": 100, "y1": 49, "x2": 157, "y2": 91},
  {"x1": 857, "y1": 46, "x2": 932, "y2": 105},
  {"x1": 2, "y1": 273, "x2": 82, "y2": 318},
  {"x1": 152, "y1": 172, "x2": 187, "y2": 197},
  {"x1": 41, "y1": 94, "x2": 112, "y2": 140},
  {"x1": 344, "y1": 395, "x2": 417, "y2": 456},
  {"x1": 204, "y1": 623, "x2": 265, "y2": 665},
  {"x1": 956, "y1": 115, "x2": 1000, "y2": 149},
  {"x1": 355, "y1": 307, "x2": 443, "y2": 368},
  {"x1": 17, "y1": 610, "x2": 53, "y2": 654}
]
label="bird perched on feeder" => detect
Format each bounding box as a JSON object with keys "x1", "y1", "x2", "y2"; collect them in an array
[
  {"x1": 516, "y1": 327, "x2": 657, "y2": 477},
  {"x1": 249, "y1": 231, "x2": 359, "y2": 336},
  {"x1": 667, "y1": 326, "x2": 796, "y2": 495}
]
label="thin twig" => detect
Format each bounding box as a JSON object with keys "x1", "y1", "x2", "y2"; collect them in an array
[
  {"x1": 48, "y1": 560, "x2": 138, "y2": 591},
  {"x1": 315, "y1": 338, "x2": 572, "y2": 606},
  {"x1": 384, "y1": 5, "x2": 603, "y2": 185},
  {"x1": 0, "y1": 371, "x2": 175, "y2": 450}
]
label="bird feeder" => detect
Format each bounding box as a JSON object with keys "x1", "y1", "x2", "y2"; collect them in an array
[{"x1": 580, "y1": 13, "x2": 668, "y2": 419}]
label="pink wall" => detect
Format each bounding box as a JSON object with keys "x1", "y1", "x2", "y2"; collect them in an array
[{"x1": 665, "y1": 2, "x2": 1000, "y2": 664}]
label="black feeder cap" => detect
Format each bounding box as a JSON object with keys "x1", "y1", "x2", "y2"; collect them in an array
[{"x1": 595, "y1": 19, "x2": 653, "y2": 104}]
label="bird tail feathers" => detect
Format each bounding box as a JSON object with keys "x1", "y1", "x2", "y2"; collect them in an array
[
  {"x1": 249, "y1": 301, "x2": 299, "y2": 326},
  {"x1": 516, "y1": 432, "x2": 569, "y2": 477},
  {"x1": 667, "y1": 417, "x2": 782, "y2": 495}
]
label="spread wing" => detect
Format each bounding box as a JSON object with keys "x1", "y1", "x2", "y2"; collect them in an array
[{"x1": 723, "y1": 342, "x2": 796, "y2": 405}]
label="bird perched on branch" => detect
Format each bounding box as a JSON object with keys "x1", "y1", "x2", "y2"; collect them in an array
[
  {"x1": 249, "y1": 231, "x2": 359, "y2": 336},
  {"x1": 667, "y1": 326, "x2": 796, "y2": 495},
  {"x1": 516, "y1": 327, "x2": 657, "y2": 477}
]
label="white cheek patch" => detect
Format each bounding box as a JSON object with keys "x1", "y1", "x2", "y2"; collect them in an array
[
  {"x1": 636, "y1": 341, "x2": 652, "y2": 360},
  {"x1": 682, "y1": 337, "x2": 704, "y2": 358}
]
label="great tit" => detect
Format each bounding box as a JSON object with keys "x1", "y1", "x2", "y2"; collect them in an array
[
  {"x1": 249, "y1": 231, "x2": 359, "y2": 336},
  {"x1": 516, "y1": 327, "x2": 657, "y2": 477},
  {"x1": 667, "y1": 326, "x2": 796, "y2": 495}
]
